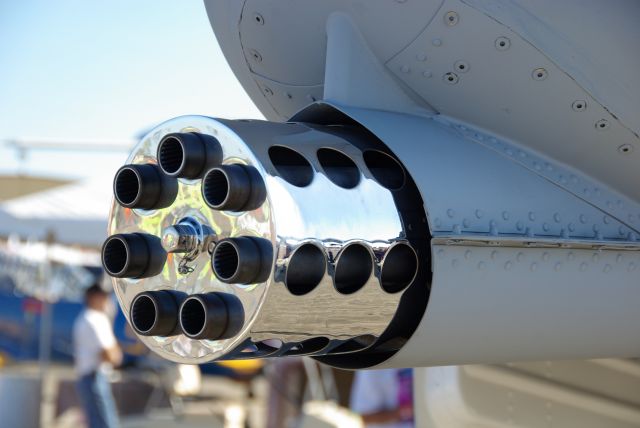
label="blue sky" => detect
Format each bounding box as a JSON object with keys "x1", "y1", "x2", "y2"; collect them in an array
[{"x1": 0, "y1": 1, "x2": 261, "y2": 179}]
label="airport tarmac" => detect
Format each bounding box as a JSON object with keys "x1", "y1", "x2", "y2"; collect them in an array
[{"x1": 1, "y1": 363, "x2": 265, "y2": 428}]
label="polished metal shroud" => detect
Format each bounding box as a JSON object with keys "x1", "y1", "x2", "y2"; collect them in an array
[{"x1": 107, "y1": 115, "x2": 429, "y2": 364}]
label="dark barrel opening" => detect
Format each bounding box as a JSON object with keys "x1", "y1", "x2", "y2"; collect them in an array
[
  {"x1": 102, "y1": 237, "x2": 128, "y2": 276},
  {"x1": 179, "y1": 298, "x2": 207, "y2": 338},
  {"x1": 317, "y1": 148, "x2": 360, "y2": 189},
  {"x1": 102, "y1": 233, "x2": 167, "y2": 279},
  {"x1": 380, "y1": 243, "x2": 418, "y2": 293},
  {"x1": 113, "y1": 164, "x2": 177, "y2": 209},
  {"x1": 211, "y1": 237, "x2": 272, "y2": 284},
  {"x1": 286, "y1": 243, "x2": 326, "y2": 295},
  {"x1": 268, "y1": 146, "x2": 313, "y2": 187},
  {"x1": 130, "y1": 294, "x2": 157, "y2": 334},
  {"x1": 363, "y1": 150, "x2": 406, "y2": 190},
  {"x1": 334, "y1": 244, "x2": 373, "y2": 294},
  {"x1": 213, "y1": 241, "x2": 240, "y2": 281},
  {"x1": 202, "y1": 168, "x2": 229, "y2": 208},
  {"x1": 114, "y1": 167, "x2": 140, "y2": 206},
  {"x1": 158, "y1": 136, "x2": 184, "y2": 175}
]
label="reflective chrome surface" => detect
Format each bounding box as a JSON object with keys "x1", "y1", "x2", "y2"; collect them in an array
[{"x1": 108, "y1": 116, "x2": 422, "y2": 363}]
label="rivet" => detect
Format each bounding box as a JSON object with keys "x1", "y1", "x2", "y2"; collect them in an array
[
  {"x1": 475, "y1": 209, "x2": 484, "y2": 219},
  {"x1": 502, "y1": 211, "x2": 509, "y2": 220},
  {"x1": 464, "y1": 250, "x2": 472, "y2": 260},
  {"x1": 567, "y1": 252, "x2": 575, "y2": 261},
  {"x1": 495, "y1": 37, "x2": 510, "y2": 50},
  {"x1": 249, "y1": 49, "x2": 263, "y2": 62},
  {"x1": 616, "y1": 254, "x2": 623, "y2": 263},
  {"x1": 568, "y1": 223, "x2": 575, "y2": 232},
  {"x1": 532, "y1": 68, "x2": 548, "y2": 81},
  {"x1": 447, "y1": 209, "x2": 455, "y2": 218},
  {"x1": 543, "y1": 223, "x2": 550, "y2": 232},
  {"x1": 252, "y1": 13, "x2": 265, "y2": 25},
  {"x1": 580, "y1": 262, "x2": 588, "y2": 272},
  {"x1": 478, "y1": 261, "x2": 486, "y2": 270},
  {"x1": 422, "y1": 70, "x2": 433, "y2": 78},
  {"x1": 437, "y1": 249, "x2": 445, "y2": 257},
  {"x1": 553, "y1": 213, "x2": 561, "y2": 223},
  {"x1": 603, "y1": 215, "x2": 611, "y2": 224},
  {"x1": 618, "y1": 144, "x2": 633, "y2": 155},
  {"x1": 452, "y1": 259, "x2": 460, "y2": 269},
  {"x1": 463, "y1": 218, "x2": 470, "y2": 228},
  {"x1": 592, "y1": 253, "x2": 599, "y2": 263},
  {"x1": 516, "y1": 221, "x2": 524, "y2": 231},
  {"x1": 401, "y1": 65, "x2": 411, "y2": 74},
  {"x1": 285, "y1": 92, "x2": 293, "y2": 100},
  {"x1": 416, "y1": 52, "x2": 427, "y2": 62},
  {"x1": 491, "y1": 250, "x2": 498, "y2": 260},
  {"x1": 603, "y1": 264, "x2": 612, "y2": 273},
  {"x1": 629, "y1": 262, "x2": 637, "y2": 272},
  {"x1": 443, "y1": 72, "x2": 459, "y2": 84},
  {"x1": 542, "y1": 252, "x2": 550, "y2": 262},
  {"x1": 444, "y1": 11, "x2": 459, "y2": 26},
  {"x1": 595, "y1": 119, "x2": 610, "y2": 130},
  {"x1": 571, "y1": 100, "x2": 587, "y2": 112},
  {"x1": 432, "y1": 38, "x2": 443, "y2": 47},
  {"x1": 517, "y1": 252, "x2": 525, "y2": 262},
  {"x1": 579, "y1": 214, "x2": 587, "y2": 224},
  {"x1": 454, "y1": 60, "x2": 469, "y2": 73},
  {"x1": 434, "y1": 217, "x2": 442, "y2": 227},
  {"x1": 528, "y1": 211, "x2": 536, "y2": 221},
  {"x1": 554, "y1": 262, "x2": 562, "y2": 271},
  {"x1": 530, "y1": 262, "x2": 538, "y2": 271},
  {"x1": 262, "y1": 86, "x2": 273, "y2": 96},
  {"x1": 505, "y1": 261, "x2": 513, "y2": 270},
  {"x1": 453, "y1": 224, "x2": 461, "y2": 234}
]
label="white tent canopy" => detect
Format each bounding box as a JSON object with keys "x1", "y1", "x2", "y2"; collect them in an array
[{"x1": 0, "y1": 176, "x2": 112, "y2": 247}]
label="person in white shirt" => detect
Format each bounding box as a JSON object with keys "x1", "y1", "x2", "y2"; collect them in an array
[
  {"x1": 73, "y1": 284, "x2": 122, "y2": 428},
  {"x1": 350, "y1": 368, "x2": 414, "y2": 428}
]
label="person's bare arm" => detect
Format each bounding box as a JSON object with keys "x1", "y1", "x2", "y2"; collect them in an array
[{"x1": 101, "y1": 344, "x2": 123, "y2": 366}]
